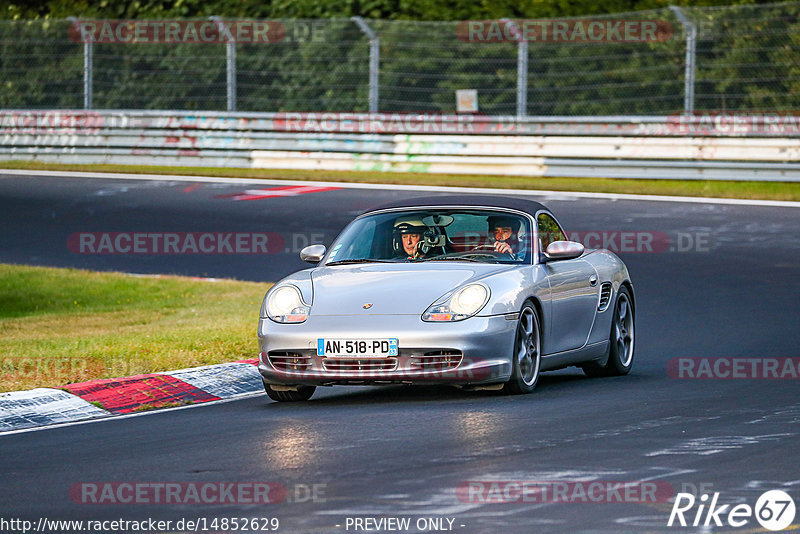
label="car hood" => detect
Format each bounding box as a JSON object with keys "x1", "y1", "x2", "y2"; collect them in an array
[{"x1": 309, "y1": 263, "x2": 511, "y2": 315}]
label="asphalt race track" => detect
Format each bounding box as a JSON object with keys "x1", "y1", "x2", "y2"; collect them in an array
[{"x1": 1, "y1": 173, "x2": 799, "y2": 533}]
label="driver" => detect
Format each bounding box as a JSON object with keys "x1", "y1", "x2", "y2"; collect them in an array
[
  {"x1": 393, "y1": 217, "x2": 428, "y2": 260},
  {"x1": 487, "y1": 216, "x2": 521, "y2": 255}
]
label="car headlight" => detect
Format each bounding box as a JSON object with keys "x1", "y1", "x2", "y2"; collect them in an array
[
  {"x1": 264, "y1": 285, "x2": 310, "y2": 323},
  {"x1": 422, "y1": 284, "x2": 490, "y2": 322}
]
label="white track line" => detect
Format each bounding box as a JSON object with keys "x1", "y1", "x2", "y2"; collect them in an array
[{"x1": 2, "y1": 168, "x2": 799, "y2": 208}]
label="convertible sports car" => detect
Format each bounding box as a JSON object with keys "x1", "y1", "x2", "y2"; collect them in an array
[{"x1": 258, "y1": 195, "x2": 635, "y2": 401}]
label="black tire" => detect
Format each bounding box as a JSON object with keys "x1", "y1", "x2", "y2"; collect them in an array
[
  {"x1": 263, "y1": 380, "x2": 316, "y2": 402},
  {"x1": 582, "y1": 286, "x2": 635, "y2": 377},
  {"x1": 503, "y1": 302, "x2": 542, "y2": 394}
]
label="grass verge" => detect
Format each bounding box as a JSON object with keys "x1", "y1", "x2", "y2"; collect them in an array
[
  {"x1": 2, "y1": 161, "x2": 799, "y2": 201},
  {"x1": 0, "y1": 263, "x2": 270, "y2": 393}
]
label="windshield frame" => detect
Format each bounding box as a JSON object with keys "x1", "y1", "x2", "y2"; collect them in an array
[{"x1": 321, "y1": 205, "x2": 537, "y2": 266}]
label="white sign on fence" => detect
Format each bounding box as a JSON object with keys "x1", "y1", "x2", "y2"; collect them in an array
[{"x1": 456, "y1": 89, "x2": 478, "y2": 113}]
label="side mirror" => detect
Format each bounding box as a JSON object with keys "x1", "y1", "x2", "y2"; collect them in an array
[
  {"x1": 544, "y1": 240, "x2": 585, "y2": 261},
  {"x1": 300, "y1": 244, "x2": 326, "y2": 263}
]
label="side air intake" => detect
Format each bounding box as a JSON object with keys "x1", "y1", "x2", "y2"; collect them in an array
[{"x1": 598, "y1": 283, "x2": 613, "y2": 311}]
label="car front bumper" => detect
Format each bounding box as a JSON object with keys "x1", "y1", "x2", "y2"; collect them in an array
[{"x1": 257, "y1": 313, "x2": 516, "y2": 387}]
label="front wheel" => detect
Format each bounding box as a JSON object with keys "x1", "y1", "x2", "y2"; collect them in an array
[
  {"x1": 503, "y1": 303, "x2": 542, "y2": 394},
  {"x1": 583, "y1": 286, "x2": 635, "y2": 377},
  {"x1": 263, "y1": 380, "x2": 316, "y2": 402}
]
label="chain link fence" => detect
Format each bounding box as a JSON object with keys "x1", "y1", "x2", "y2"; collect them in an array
[{"x1": 0, "y1": 2, "x2": 798, "y2": 115}]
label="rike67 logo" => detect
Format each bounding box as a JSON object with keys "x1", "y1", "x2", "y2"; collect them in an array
[{"x1": 668, "y1": 490, "x2": 796, "y2": 531}]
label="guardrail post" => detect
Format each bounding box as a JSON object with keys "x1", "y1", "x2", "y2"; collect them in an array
[
  {"x1": 210, "y1": 16, "x2": 237, "y2": 111},
  {"x1": 670, "y1": 6, "x2": 696, "y2": 114},
  {"x1": 68, "y1": 17, "x2": 93, "y2": 109},
  {"x1": 351, "y1": 17, "x2": 379, "y2": 113}
]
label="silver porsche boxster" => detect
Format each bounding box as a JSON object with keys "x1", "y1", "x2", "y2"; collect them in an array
[{"x1": 257, "y1": 195, "x2": 635, "y2": 401}]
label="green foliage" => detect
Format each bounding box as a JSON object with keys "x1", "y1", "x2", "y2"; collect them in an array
[
  {"x1": 0, "y1": 0, "x2": 773, "y2": 22},
  {"x1": 0, "y1": 2, "x2": 797, "y2": 114},
  {"x1": 688, "y1": 2, "x2": 800, "y2": 111},
  {"x1": 0, "y1": 20, "x2": 83, "y2": 108}
]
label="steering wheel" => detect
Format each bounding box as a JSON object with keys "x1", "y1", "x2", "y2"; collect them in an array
[{"x1": 470, "y1": 243, "x2": 517, "y2": 261}]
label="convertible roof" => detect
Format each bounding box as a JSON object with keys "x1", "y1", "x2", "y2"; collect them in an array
[{"x1": 363, "y1": 194, "x2": 548, "y2": 217}]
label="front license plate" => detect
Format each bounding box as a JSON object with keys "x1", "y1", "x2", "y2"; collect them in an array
[{"x1": 317, "y1": 338, "x2": 398, "y2": 357}]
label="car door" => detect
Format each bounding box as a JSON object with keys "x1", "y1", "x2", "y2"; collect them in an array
[{"x1": 537, "y1": 212, "x2": 598, "y2": 353}]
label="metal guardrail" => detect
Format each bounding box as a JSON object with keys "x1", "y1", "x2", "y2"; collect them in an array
[
  {"x1": 5, "y1": 110, "x2": 800, "y2": 136},
  {"x1": 4, "y1": 130, "x2": 800, "y2": 159},
  {"x1": 2, "y1": 111, "x2": 800, "y2": 181}
]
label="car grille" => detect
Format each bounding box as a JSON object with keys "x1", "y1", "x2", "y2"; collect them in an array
[
  {"x1": 268, "y1": 351, "x2": 313, "y2": 372},
  {"x1": 322, "y1": 358, "x2": 398, "y2": 372},
  {"x1": 409, "y1": 350, "x2": 463, "y2": 370},
  {"x1": 598, "y1": 283, "x2": 612, "y2": 311}
]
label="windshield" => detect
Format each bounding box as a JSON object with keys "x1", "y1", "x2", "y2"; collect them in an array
[{"x1": 325, "y1": 209, "x2": 532, "y2": 264}]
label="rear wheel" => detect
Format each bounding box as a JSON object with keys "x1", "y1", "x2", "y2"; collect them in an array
[
  {"x1": 263, "y1": 380, "x2": 316, "y2": 402},
  {"x1": 583, "y1": 286, "x2": 635, "y2": 377},
  {"x1": 503, "y1": 303, "x2": 541, "y2": 394}
]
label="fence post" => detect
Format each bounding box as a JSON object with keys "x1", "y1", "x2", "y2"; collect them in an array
[
  {"x1": 210, "y1": 16, "x2": 236, "y2": 111},
  {"x1": 68, "y1": 17, "x2": 93, "y2": 109},
  {"x1": 352, "y1": 17, "x2": 379, "y2": 113},
  {"x1": 517, "y1": 38, "x2": 528, "y2": 118},
  {"x1": 669, "y1": 6, "x2": 696, "y2": 114},
  {"x1": 502, "y1": 19, "x2": 527, "y2": 118}
]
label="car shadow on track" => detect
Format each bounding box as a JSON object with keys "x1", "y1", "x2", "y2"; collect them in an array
[{"x1": 259, "y1": 369, "x2": 660, "y2": 408}]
